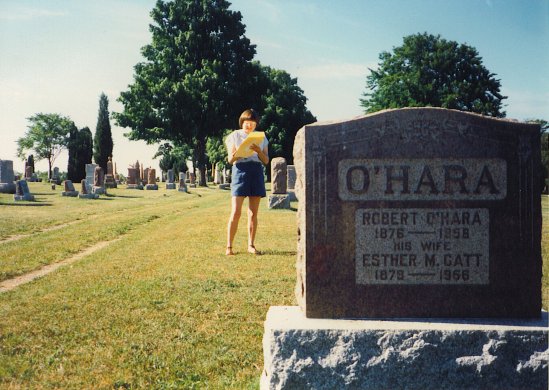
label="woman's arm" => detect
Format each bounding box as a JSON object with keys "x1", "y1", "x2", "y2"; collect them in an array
[{"x1": 227, "y1": 144, "x2": 240, "y2": 165}]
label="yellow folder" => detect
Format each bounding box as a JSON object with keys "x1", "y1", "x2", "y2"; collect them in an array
[{"x1": 234, "y1": 132, "x2": 265, "y2": 158}]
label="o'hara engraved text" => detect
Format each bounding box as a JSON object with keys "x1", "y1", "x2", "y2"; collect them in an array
[
  {"x1": 339, "y1": 159, "x2": 506, "y2": 200},
  {"x1": 355, "y1": 208, "x2": 489, "y2": 285}
]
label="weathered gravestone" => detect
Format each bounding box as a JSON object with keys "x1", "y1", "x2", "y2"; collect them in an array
[
  {"x1": 145, "y1": 168, "x2": 158, "y2": 190},
  {"x1": 0, "y1": 160, "x2": 16, "y2": 194},
  {"x1": 126, "y1": 167, "x2": 143, "y2": 189},
  {"x1": 287, "y1": 164, "x2": 297, "y2": 201},
  {"x1": 294, "y1": 108, "x2": 541, "y2": 319},
  {"x1": 13, "y1": 179, "x2": 35, "y2": 201},
  {"x1": 105, "y1": 157, "x2": 117, "y2": 188},
  {"x1": 261, "y1": 108, "x2": 547, "y2": 390},
  {"x1": 85, "y1": 163, "x2": 97, "y2": 194},
  {"x1": 268, "y1": 157, "x2": 291, "y2": 209},
  {"x1": 166, "y1": 169, "x2": 176, "y2": 190},
  {"x1": 93, "y1": 166, "x2": 106, "y2": 195},
  {"x1": 61, "y1": 180, "x2": 78, "y2": 197},
  {"x1": 178, "y1": 172, "x2": 188, "y2": 193},
  {"x1": 78, "y1": 179, "x2": 98, "y2": 199}
]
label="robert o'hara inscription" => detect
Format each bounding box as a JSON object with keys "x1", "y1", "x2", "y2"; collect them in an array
[{"x1": 339, "y1": 158, "x2": 506, "y2": 285}]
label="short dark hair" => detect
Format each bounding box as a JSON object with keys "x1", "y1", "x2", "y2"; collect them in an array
[{"x1": 239, "y1": 109, "x2": 260, "y2": 128}]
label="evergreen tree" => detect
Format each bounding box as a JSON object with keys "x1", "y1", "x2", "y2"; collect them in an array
[
  {"x1": 68, "y1": 126, "x2": 93, "y2": 182},
  {"x1": 67, "y1": 122, "x2": 80, "y2": 181},
  {"x1": 93, "y1": 93, "x2": 113, "y2": 172}
]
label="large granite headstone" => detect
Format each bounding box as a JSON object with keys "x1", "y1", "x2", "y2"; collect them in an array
[
  {"x1": 93, "y1": 166, "x2": 106, "y2": 195},
  {"x1": 0, "y1": 160, "x2": 16, "y2": 194},
  {"x1": 293, "y1": 108, "x2": 542, "y2": 319}
]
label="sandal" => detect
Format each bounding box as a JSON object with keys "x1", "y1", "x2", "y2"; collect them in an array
[
  {"x1": 226, "y1": 246, "x2": 234, "y2": 256},
  {"x1": 248, "y1": 245, "x2": 260, "y2": 255}
]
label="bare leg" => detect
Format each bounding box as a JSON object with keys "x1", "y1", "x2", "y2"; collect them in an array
[
  {"x1": 227, "y1": 196, "x2": 245, "y2": 255},
  {"x1": 247, "y1": 196, "x2": 261, "y2": 254}
]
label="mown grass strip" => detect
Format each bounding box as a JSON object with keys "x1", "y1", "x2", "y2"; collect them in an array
[{"x1": 0, "y1": 188, "x2": 295, "y2": 388}]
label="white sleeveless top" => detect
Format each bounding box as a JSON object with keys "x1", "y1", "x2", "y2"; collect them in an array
[{"x1": 225, "y1": 129, "x2": 269, "y2": 164}]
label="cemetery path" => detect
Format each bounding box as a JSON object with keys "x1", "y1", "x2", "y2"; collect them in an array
[
  {"x1": 0, "y1": 220, "x2": 82, "y2": 245},
  {"x1": 0, "y1": 238, "x2": 120, "y2": 293}
]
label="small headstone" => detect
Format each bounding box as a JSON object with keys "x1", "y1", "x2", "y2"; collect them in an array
[
  {"x1": 24, "y1": 165, "x2": 32, "y2": 180},
  {"x1": 0, "y1": 160, "x2": 16, "y2": 194},
  {"x1": 287, "y1": 164, "x2": 297, "y2": 201},
  {"x1": 105, "y1": 157, "x2": 117, "y2": 188},
  {"x1": 61, "y1": 180, "x2": 78, "y2": 197},
  {"x1": 269, "y1": 157, "x2": 290, "y2": 209},
  {"x1": 214, "y1": 164, "x2": 222, "y2": 185},
  {"x1": 85, "y1": 163, "x2": 97, "y2": 194},
  {"x1": 93, "y1": 166, "x2": 106, "y2": 195},
  {"x1": 13, "y1": 179, "x2": 35, "y2": 201},
  {"x1": 78, "y1": 179, "x2": 98, "y2": 199},
  {"x1": 50, "y1": 167, "x2": 61, "y2": 185},
  {"x1": 189, "y1": 171, "x2": 197, "y2": 188},
  {"x1": 166, "y1": 169, "x2": 176, "y2": 190},
  {"x1": 178, "y1": 172, "x2": 188, "y2": 193},
  {"x1": 126, "y1": 167, "x2": 143, "y2": 190},
  {"x1": 145, "y1": 168, "x2": 158, "y2": 190}
]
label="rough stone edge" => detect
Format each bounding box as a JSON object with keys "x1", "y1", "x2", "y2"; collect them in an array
[
  {"x1": 261, "y1": 306, "x2": 549, "y2": 390},
  {"x1": 293, "y1": 128, "x2": 306, "y2": 312}
]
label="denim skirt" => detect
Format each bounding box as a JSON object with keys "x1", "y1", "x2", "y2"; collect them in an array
[{"x1": 231, "y1": 161, "x2": 266, "y2": 197}]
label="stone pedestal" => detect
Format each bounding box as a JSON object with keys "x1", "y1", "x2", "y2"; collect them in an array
[
  {"x1": 166, "y1": 183, "x2": 176, "y2": 190},
  {"x1": 268, "y1": 194, "x2": 290, "y2": 209},
  {"x1": 145, "y1": 183, "x2": 158, "y2": 190},
  {"x1": 261, "y1": 306, "x2": 549, "y2": 390}
]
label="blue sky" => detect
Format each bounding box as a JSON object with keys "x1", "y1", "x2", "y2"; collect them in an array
[{"x1": 1, "y1": 0, "x2": 548, "y2": 174}]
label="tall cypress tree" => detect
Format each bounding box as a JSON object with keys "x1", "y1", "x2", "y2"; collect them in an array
[
  {"x1": 93, "y1": 93, "x2": 113, "y2": 172},
  {"x1": 67, "y1": 122, "x2": 79, "y2": 181},
  {"x1": 67, "y1": 126, "x2": 93, "y2": 182}
]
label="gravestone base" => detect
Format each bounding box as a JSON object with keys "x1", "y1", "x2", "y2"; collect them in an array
[
  {"x1": 0, "y1": 183, "x2": 16, "y2": 194},
  {"x1": 126, "y1": 184, "x2": 143, "y2": 190},
  {"x1": 61, "y1": 191, "x2": 78, "y2": 197},
  {"x1": 78, "y1": 193, "x2": 99, "y2": 199},
  {"x1": 93, "y1": 186, "x2": 106, "y2": 195},
  {"x1": 261, "y1": 306, "x2": 548, "y2": 390},
  {"x1": 13, "y1": 193, "x2": 35, "y2": 201},
  {"x1": 166, "y1": 183, "x2": 176, "y2": 190},
  {"x1": 287, "y1": 190, "x2": 297, "y2": 202},
  {"x1": 105, "y1": 176, "x2": 117, "y2": 188},
  {"x1": 268, "y1": 194, "x2": 290, "y2": 209},
  {"x1": 218, "y1": 183, "x2": 230, "y2": 190},
  {"x1": 145, "y1": 184, "x2": 158, "y2": 190}
]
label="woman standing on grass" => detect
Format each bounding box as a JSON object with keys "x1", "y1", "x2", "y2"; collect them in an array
[{"x1": 225, "y1": 109, "x2": 269, "y2": 255}]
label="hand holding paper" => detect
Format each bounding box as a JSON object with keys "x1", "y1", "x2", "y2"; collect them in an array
[{"x1": 234, "y1": 131, "x2": 265, "y2": 158}]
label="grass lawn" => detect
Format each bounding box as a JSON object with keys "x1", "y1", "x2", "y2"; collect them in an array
[{"x1": 0, "y1": 183, "x2": 547, "y2": 388}]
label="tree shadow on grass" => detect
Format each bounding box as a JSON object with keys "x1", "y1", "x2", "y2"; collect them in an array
[
  {"x1": 32, "y1": 192, "x2": 58, "y2": 196},
  {"x1": 104, "y1": 194, "x2": 143, "y2": 199},
  {"x1": 0, "y1": 201, "x2": 52, "y2": 207},
  {"x1": 260, "y1": 249, "x2": 297, "y2": 256}
]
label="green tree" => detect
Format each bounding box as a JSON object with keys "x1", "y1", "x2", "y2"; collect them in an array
[
  {"x1": 258, "y1": 64, "x2": 316, "y2": 164},
  {"x1": 17, "y1": 113, "x2": 73, "y2": 179},
  {"x1": 93, "y1": 93, "x2": 113, "y2": 172},
  {"x1": 361, "y1": 33, "x2": 507, "y2": 117},
  {"x1": 68, "y1": 126, "x2": 93, "y2": 182},
  {"x1": 154, "y1": 143, "x2": 192, "y2": 175},
  {"x1": 206, "y1": 129, "x2": 232, "y2": 172},
  {"x1": 114, "y1": 0, "x2": 256, "y2": 186}
]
